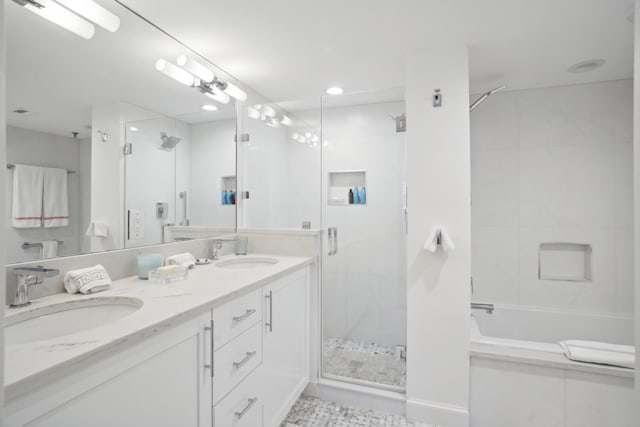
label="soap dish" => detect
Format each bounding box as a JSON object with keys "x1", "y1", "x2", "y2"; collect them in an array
[{"x1": 148, "y1": 266, "x2": 189, "y2": 284}]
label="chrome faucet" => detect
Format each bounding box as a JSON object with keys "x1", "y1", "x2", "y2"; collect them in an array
[
  {"x1": 210, "y1": 236, "x2": 238, "y2": 260},
  {"x1": 11, "y1": 266, "x2": 60, "y2": 308}
]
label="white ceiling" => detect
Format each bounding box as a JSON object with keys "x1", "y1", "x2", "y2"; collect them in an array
[{"x1": 119, "y1": 0, "x2": 635, "y2": 103}]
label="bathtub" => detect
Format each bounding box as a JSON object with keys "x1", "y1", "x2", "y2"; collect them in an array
[{"x1": 469, "y1": 304, "x2": 635, "y2": 427}]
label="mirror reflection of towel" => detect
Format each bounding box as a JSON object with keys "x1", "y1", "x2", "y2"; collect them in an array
[
  {"x1": 41, "y1": 240, "x2": 58, "y2": 259},
  {"x1": 12, "y1": 165, "x2": 44, "y2": 228},
  {"x1": 43, "y1": 167, "x2": 69, "y2": 228}
]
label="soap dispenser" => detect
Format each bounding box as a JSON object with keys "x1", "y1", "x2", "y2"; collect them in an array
[
  {"x1": 348, "y1": 189, "x2": 354, "y2": 204},
  {"x1": 353, "y1": 187, "x2": 360, "y2": 204},
  {"x1": 359, "y1": 187, "x2": 366, "y2": 204}
]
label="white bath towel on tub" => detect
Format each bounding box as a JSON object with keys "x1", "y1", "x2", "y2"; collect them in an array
[{"x1": 559, "y1": 340, "x2": 635, "y2": 369}]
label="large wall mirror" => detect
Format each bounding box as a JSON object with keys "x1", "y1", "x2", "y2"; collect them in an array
[{"x1": 5, "y1": 0, "x2": 239, "y2": 263}]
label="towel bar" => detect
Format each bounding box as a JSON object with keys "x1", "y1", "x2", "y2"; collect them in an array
[
  {"x1": 7, "y1": 163, "x2": 76, "y2": 174},
  {"x1": 22, "y1": 240, "x2": 64, "y2": 250}
]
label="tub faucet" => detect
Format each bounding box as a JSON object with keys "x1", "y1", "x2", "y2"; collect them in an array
[{"x1": 11, "y1": 266, "x2": 60, "y2": 308}]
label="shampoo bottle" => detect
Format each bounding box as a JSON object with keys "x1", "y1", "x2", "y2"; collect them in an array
[
  {"x1": 353, "y1": 187, "x2": 360, "y2": 204},
  {"x1": 359, "y1": 187, "x2": 366, "y2": 204},
  {"x1": 348, "y1": 189, "x2": 354, "y2": 204},
  {"x1": 222, "y1": 190, "x2": 228, "y2": 205},
  {"x1": 230, "y1": 189, "x2": 236, "y2": 205}
]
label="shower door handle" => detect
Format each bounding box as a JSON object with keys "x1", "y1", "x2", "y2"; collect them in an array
[{"x1": 327, "y1": 227, "x2": 338, "y2": 256}]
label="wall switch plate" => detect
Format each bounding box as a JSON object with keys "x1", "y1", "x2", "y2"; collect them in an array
[
  {"x1": 128, "y1": 209, "x2": 144, "y2": 240},
  {"x1": 156, "y1": 202, "x2": 168, "y2": 219},
  {"x1": 433, "y1": 89, "x2": 442, "y2": 107}
]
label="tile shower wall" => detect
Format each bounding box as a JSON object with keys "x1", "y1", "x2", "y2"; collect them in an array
[
  {"x1": 471, "y1": 80, "x2": 634, "y2": 315},
  {"x1": 322, "y1": 101, "x2": 407, "y2": 347},
  {"x1": 5, "y1": 126, "x2": 85, "y2": 263}
]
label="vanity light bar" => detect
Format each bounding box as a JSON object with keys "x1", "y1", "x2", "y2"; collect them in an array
[
  {"x1": 56, "y1": 0, "x2": 120, "y2": 32},
  {"x1": 156, "y1": 59, "x2": 197, "y2": 87},
  {"x1": 174, "y1": 54, "x2": 248, "y2": 103},
  {"x1": 11, "y1": 0, "x2": 121, "y2": 39},
  {"x1": 13, "y1": 0, "x2": 95, "y2": 39}
]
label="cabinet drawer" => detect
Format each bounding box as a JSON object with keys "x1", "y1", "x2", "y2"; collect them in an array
[
  {"x1": 214, "y1": 372, "x2": 262, "y2": 427},
  {"x1": 213, "y1": 288, "x2": 262, "y2": 350},
  {"x1": 213, "y1": 323, "x2": 262, "y2": 404}
]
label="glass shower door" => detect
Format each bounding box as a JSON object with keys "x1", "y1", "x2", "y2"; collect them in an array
[{"x1": 320, "y1": 88, "x2": 407, "y2": 390}]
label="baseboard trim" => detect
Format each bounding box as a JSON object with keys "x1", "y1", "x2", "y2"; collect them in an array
[{"x1": 406, "y1": 397, "x2": 469, "y2": 427}]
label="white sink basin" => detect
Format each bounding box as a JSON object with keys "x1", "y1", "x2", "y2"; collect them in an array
[
  {"x1": 5, "y1": 297, "x2": 143, "y2": 346},
  {"x1": 216, "y1": 256, "x2": 280, "y2": 270}
]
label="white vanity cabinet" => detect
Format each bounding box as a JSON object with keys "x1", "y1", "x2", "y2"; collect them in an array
[
  {"x1": 258, "y1": 267, "x2": 310, "y2": 427},
  {"x1": 5, "y1": 311, "x2": 214, "y2": 427},
  {"x1": 5, "y1": 263, "x2": 311, "y2": 427}
]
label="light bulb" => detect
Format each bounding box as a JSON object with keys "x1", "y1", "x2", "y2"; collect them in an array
[
  {"x1": 280, "y1": 115, "x2": 293, "y2": 126},
  {"x1": 56, "y1": 0, "x2": 120, "y2": 32},
  {"x1": 261, "y1": 105, "x2": 277, "y2": 118},
  {"x1": 129, "y1": 126, "x2": 138, "y2": 132},
  {"x1": 222, "y1": 81, "x2": 248, "y2": 102},
  {"x1": 202, "y1": 104, "x2": 218, "y2": 111},
  {"x1": 204, "y1": 87, "x2": 231, "y2": 104},
  {"x1": 326, "y1": 87, "x2": 344, "y2": 95},
  {"x1": 311, "y1": 134, "x2": 320, "y2": 143},
  {"x1": 304, "y1": 132, "x2": 312, "y2": 138},
  {"x1": 265, "y1": 118, "x2": 281, "y2": 128},
  {"x1": 291, "y1": 133, "x2": 300, "y2": 140},
  {"x1": 176, "y1": 54, "x2": 215, "y2": 83},
  {"x1": 21, "y1": 0, "x2": 95, "y2": 39},
  {"x1": 156, "y1": 59, "x2": 196, "y2": 86},
  {"x1": 247, "y1": 107, "x2": 261, "y2": 119}
]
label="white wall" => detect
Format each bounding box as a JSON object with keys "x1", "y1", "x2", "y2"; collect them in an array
[
  {"x1": 321, "y1": 101, "x2": 407, "y2": 347},
  {"x1": 471, "y1": 80, "x2": 634, "y2": 316},
  {"x1": 79, "y1": 137, "x2": 91, "y2": 253},
  {"x1": 5, "y1": 126, "x2": 84, "y2": 263},
  {"x1": 634, "y1": 0, "x2": 639, "y2": 415},
  {"x1": 189, "y1": 119, "x2": 235, "y2": 228},
  {"x1": 0, "y1": 0, "x2": 7, "y2": 416},
  {"x1": 404, "y1": 49, "x2": 470, "y2": 426}
]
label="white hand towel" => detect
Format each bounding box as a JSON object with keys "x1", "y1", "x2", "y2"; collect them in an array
[
  {"x1": 85, "y1": 221, "x2": 109, "y2": 237},
  {"x1": 64, "y1": 264, "x2": 112, "y2": 294},
  {"x1": 165, "y1": 252, "x2": 196, "y2": 269},
  {"x1": 43, "y1": 167, "x2": 69, "y2": 228},
  {"x1": 559, "y1": 340, "x2": 635, "y2": 369},
  {"x1": 12, "y1": 164, "x2": 44, "y2": 228},
  {"x1": 41, "y1": 240, "x2": 59, "y2": 259},
  {"x1": 424, "y1": 226, "x2": 455, "y2": 253}
]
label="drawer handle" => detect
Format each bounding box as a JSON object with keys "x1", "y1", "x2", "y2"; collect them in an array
[
  {"x1": 235, "y1": 397, "x2": 258, "y2": 419},
  {"x1": 233, "y1": 351, "x2": 257, "y2": 369},
  {"x1": 232, "y1": 308, "x2": 257, "y2": 322}
]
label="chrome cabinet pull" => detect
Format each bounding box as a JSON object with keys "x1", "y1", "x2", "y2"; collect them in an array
[
  {"x1": 204, "y1": 321, "x2": 214, "y2": 377},
  {"x1": 333, "y1": 227, "x2": 338, "y2": 254},
  {"x1": 233, "y1": 351, "x2": 257, "y2": 369},
  {"x1": 234, "y1": 397, "x2": 258, "y2": 419},
  {"x1": 327, "y1": 227, "x2": 338, "y2": 255},
  {"x1": 265, "y1": 291, "x2": 273, "y2": 332},
  {"x1": 232, "y1": 308, "x2": 257, "y2": 322}
]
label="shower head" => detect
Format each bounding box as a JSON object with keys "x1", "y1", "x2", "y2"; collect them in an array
[
  {"x1": 469, "y1": 85, "x2": 507, "y2": 112},
  {"x1": 159, "y1": 132, "x2": 182, "y2": 150}
]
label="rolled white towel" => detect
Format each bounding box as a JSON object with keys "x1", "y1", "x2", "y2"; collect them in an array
[
  {"x1": 559, "y1": 340, "x2": 635, "y2": 369},
  {"x1": 64, "y1": 264, "x2": 112, "y2": 294},
  {"x1": 165, "y1": 252, "x2": 196, "y2": 269}
]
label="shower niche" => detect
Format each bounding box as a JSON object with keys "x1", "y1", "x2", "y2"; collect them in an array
[{"x1": 328, "y1": 170, "x2": 367, "y2": 206}]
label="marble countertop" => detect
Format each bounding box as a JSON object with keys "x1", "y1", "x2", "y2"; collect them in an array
[{"x1": 4, "y1": 253, "x2": 313, "y2": 401}]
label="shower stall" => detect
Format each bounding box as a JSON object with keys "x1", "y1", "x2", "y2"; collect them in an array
[{"x1": 320, "y1": 88, "x2": 407, "y2": 390}]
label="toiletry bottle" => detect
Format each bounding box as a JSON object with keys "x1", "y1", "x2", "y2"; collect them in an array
[
  {"x1": 348, "y1": 189, "x2": 354, "y2": 204},
  {"x1": 353, "y1": 187, "x2": 360, "y2": 204},
  {"x1": 359, "y1": 187, "x2": 366, "y2": 204},
  {"x1": 230, "y1": 189, "x2": 236, "y2": 205},
  {"x1": 225, "y1": 189, "x2": 232, "y2": 205},
  {"x1": 222, "y1": 190, "x2": 227, "y2": 205}
]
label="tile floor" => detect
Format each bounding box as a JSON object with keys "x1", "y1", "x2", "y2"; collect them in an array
[
  {"x1": 282, "y1": 395, "x2": 435, "y2": 427},
  {"x1": 322, "y1": 337, "x2": 406, "y2": 388}
]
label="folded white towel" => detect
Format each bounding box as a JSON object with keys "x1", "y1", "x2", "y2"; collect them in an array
[
  {"x1": 64, "y1": 264, "x2": 112, "y2": 294},
  {"x1": 165, "y1": 252, "x2": 196, "y2": 269},
  {"x1": 86, "y1": 220, "x2": 109, "y2": 237},
  {"x1": 559, "y1": 340, "x2": 635, "y2": 369},
  {"x1": 41, "y1": 240, "x2": 59, "y2": 259},
  {"x1": 12, "y1": 164, "x2": 44, "y2": 228},
  {"x1": 43, "y1": 167, "x2": 69, "y2": 228},
  {"x1": 424, "y1": 226, "x2": 455, "y2": 253}
]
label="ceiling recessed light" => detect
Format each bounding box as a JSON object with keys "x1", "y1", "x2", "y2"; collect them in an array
[
  {"x1": 567, "y1": 59, "x2": 605, "y2": 74},
  {"x1": 326, "y1": 87, "x2": 344, "y2": 95},
  {"x1": 129, "y1": 126, "x2": 138, "y2": 132},
  {"x1": 202, "y1": 104, "x2": 218, "y2": 111}
]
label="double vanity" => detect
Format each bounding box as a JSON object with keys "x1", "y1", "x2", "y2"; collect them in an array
[{"x1": 4, "y1": 253, "x2": 312, "y2": 427}]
